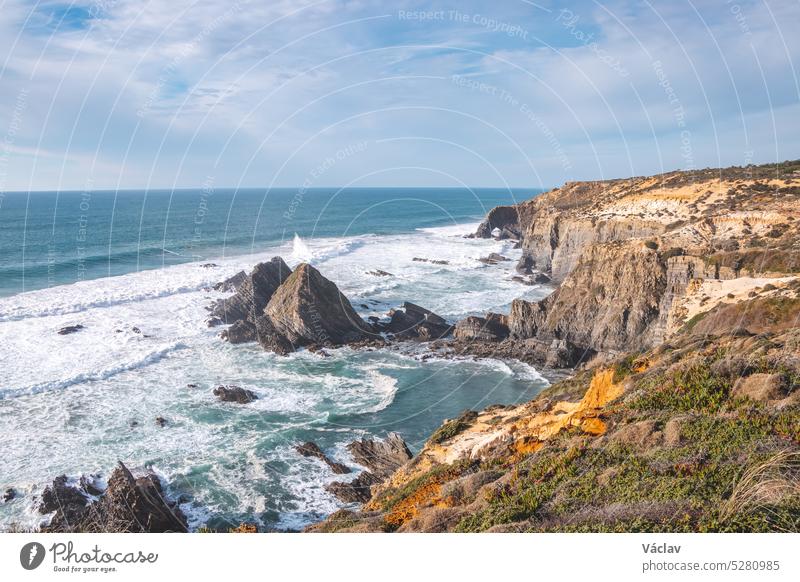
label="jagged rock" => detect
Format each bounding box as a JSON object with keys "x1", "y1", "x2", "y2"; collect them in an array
[
  {"x1": 325, "y1": 433, "x2": 411, "y2": 504},
  {"x1": 366, "y1": 269, "x2": 393, "y2": 277},
  {"x1": 253, "y1": 315, "x2": 295, "y2": 355},
  {"x1": 378, "y1": 302, "x2": 453, "y2": 341},
  {"x1": 99, "y1": 463, "x2": 187, "y2": 532},
  {"x1": 39, "y1": 475, "x2": 91, "y2": 529},
  {"x1": 532, "y1": 272, "x2": 551, "y2": 284},
  {"x1": 325, "y1": 472, "x2": 381, "y2": 504},
  {"x1": 478, "y1": 253, "x2": 511, "y2": 265},
  {"x1": 347, "y1": 433, "x2": 412, "y2": 479},
  {"x1": 213, "y1": 270, "x2": 247, "y2": 292},
  {"x1": 474, "y1": 205, "x2": 519, "y2": 239},
  {"x1": 58, "y1": 325, "x2": 85, "y2": 335},
  {"x1": 454, "y1": 314, "x2": 509, "y2": 342},
  {"x1": 3, "y1": 488, "x2": 16, "y2": 502},
  {"x1": 209, "y1": 257, "x2": 292, "y2": 326},
  {"x1": 296, "y1": 442, "x2": 351, "y2": 474},
  {"x1": 516, "y1": 254, "x2": 535, "y2": 275},
  {"x1": 507, "y1": 242, "x2": 667, "y2": 365},
  {"x1": 221, "y1": 319, "x2": 257, "y2": 344},
  {"x1": 213, "y1": 385, "x2": 258, "y2": 403},
  {"x1": 263, "y1": 263, "x2": 372, "y2": 349}
]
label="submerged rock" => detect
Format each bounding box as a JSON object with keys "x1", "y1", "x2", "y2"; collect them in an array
[
  {"x1": 478, "y1": 253, "x2": 511, "y2": 265},
  {"x1": 57, "y1": 325, "x2": 85, "y2": 335},
  {"x1": 366, "y1": 269, "x2": 393, "y2": 277},
  {"x1": 3, "y1": 488, "x2": 16, "y2": 503},
  {"x1": 295, "y1": 442, "x2": 351, "y2": 475},
  {"x1": 213, "y1": 385, "x2": 258, "y2": 404},
  {"x1": 39, "y1": 475, "x2": 91, "y2": 529},
  {"x1": 412, "y1": 257, "x2": 449, "y2": 265}
]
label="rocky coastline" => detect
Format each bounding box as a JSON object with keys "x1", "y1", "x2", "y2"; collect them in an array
[{"x1": 26, "y1": 161, "x2": 800, "y2": 533}]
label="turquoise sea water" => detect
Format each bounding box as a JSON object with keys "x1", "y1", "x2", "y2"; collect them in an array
[{"x1": 0, "y1": 187, "x2": 552, "y2": 531}]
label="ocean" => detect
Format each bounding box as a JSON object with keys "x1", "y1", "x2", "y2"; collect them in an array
[{"x1": 0, "y1": 187, "x2": 551, "y2": 531}]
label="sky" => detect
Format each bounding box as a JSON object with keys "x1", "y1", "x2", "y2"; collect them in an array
[{"x1": 0, "y1": 0, "x2": 798, "y2": 192}]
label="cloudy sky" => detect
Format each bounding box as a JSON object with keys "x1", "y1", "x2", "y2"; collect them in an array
[{"x1": 0, "y1": 0, "x2": 798, "y2": 191}]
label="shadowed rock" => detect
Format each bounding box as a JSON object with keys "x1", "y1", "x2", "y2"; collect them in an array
[
  {"x1": 454, "y1": 313, "x2": 509, "y2": 342},
  {"x1": 325, "y1": 472, "x2": 381, "y2": 504},
  {"x1": 473, "y1": 205, "x2": 520, "y2": 239},
  {"x1": 209, "y1": 257, "x2": 292, "y2": 326},
  {"x1": 325, "y1": 433, "x2": 412, "y2": 504},
  {"x1": 379, "y1": 302, "x2": 453, "y2": 341},
  {"x1": 58, "y1": 325, "x2": 85, "y2": 335},
  {"x1": 213, "y1": 270, "x2": 247, "y2": 292},
  {"x1": 221, "y1": 319, "x2": 257, "y2": 344},
  {"x1": 213, "y1": 385, "x2": 258, "y2": 404},
  {"x1": 40, "y1": 463, "x2": 187, "y2": 533}
]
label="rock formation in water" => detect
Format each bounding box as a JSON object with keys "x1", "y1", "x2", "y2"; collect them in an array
[
  {"x1": 39, "y1": 462, "x2": 187, "y2": 533},
  {"x1": 209, "y1": 257, "x2": 292, "y2": 326},
  {"x1": 213, "y1": 385, "x2": 258, "y2": 403},
  {"x1": 325, "y1": 433, "x2": 412, "y2": 504},
  {"x1": 264, "y1": 263, "x2": 373, "y2": 348},
  {"x1": 374, "y1": 302, "x2": 453, "y2": 341}
]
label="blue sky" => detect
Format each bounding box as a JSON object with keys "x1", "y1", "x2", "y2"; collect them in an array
[{"x1": 0, "y1": 0, "x2": 798, "y2": 191}]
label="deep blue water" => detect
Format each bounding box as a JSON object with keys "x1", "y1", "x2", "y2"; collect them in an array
[{"x1": 0, "y1": 188, "x2": 535, "y2": 297}]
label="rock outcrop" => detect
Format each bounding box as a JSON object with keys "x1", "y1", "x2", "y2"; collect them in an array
[
  {"x1": 473, "y1": 205, "x2": 520, "y2": 239},
  {"x1": 376, "y1": 302, "x2": 453, "y2": 341},
  {"x1": 213, "y1": 270, "x2": 247, "y2": 292},
  {"x1": 454, "y1": 313, "x2": 509, "y2": 342},
  {"x1": 311, "y1": 297, "x2": 800, "y2": 532},
  {"x1": 213, "y1": 385, "x2": 258, "y2": 403},
  {"x1": 39, "y1": 462, "x2": 187, "y2": 533},
  {"x1": 326, "y1": 433, "x2": 412, "y2": 504},
  {"x1": 264, "y1": 263, "x2": 372, "y2": 349},
  {"x1": 209, "y1": 257, "x2": 292, "y2": 326}
]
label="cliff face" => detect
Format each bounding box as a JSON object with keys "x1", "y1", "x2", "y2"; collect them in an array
[{"x1": 470, "y1": 162, "x2": 800, "y2": 366}]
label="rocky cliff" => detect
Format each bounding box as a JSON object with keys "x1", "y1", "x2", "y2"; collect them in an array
[
  {"x1": 310, "y1": 161, "x2": 800, "y2": 533},
  {"x1": 466, "y1": 161, "x2": 800, "y2": 366}
]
